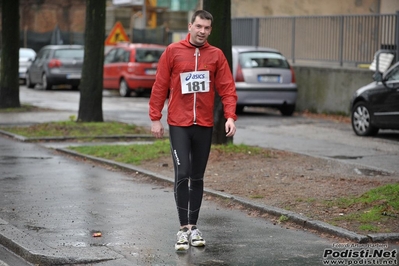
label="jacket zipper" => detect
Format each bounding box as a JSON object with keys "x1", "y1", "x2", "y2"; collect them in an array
[{"x1": 193, "y1": 47, "x2": 199, "y2": 124}]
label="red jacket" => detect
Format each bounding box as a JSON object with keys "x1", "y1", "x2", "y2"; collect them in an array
[{"x1": 149, "y1": 34, "x2": 237, "y2": 127}]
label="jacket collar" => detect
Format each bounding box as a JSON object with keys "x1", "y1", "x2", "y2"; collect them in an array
[{"x1": 181, "y1": 33, "x2": 210, "y2": 49}]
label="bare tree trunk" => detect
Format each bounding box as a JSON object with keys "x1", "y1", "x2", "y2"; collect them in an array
[
  {"x1": 0, "y1": 0, "x2": 21, "y2": 109},
  {"x1": 202, "y1": 0, "x2": 233, "y2": 144},
  {"x1": 77, "y1": 0, "x2": 106, "y2": 122}
]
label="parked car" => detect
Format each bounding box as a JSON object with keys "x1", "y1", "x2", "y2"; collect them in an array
[
  {"x1": 231, "y1": 45, "x2": 297, "y2": 116},
  {"x1": 26, "y1": 45, "x2": 84, "y2": 90},
  {"x1": 19, "y1": 48, "x2": 36, "y2": 84},
  {"x1": 103, "y1": 43, "x2": 166, "y2": 97},
  {"x1": 350, "y1": 58, "x2": 399, "y2": 136}
]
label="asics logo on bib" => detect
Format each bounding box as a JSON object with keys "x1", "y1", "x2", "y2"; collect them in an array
[{"x1": 185, "y1": 73, "x2": 205, "y2": 81}]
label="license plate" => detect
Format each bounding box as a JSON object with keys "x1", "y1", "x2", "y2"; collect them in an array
[
  {"x1": 258, "y1": 75, "x2": 280, "y2": 83},
  {"x1": 145, "y1": 69, "x2": 157, "y2": 75},
  {"x1": 67, "y1": 74, "x2": 81, "y2": 79}
]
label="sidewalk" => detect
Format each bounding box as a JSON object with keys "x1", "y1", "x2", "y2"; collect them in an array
[{"x1": 0, "y1": 111, "x2": 398, "y2": 265}]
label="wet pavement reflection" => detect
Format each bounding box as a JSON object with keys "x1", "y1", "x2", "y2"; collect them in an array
[{"x1": 0, "y1": 135, "x2": 397, "y2": 265}]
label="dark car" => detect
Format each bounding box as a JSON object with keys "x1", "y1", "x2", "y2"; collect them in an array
[
  {"x1": 232, "y1": 45, "x2": 297, "y2": 116},
  {"x1": 350, "y1": 60, "x2": 399, "y2": 136},
  {"x1": 103, "y1": 43, "x2": 166, "y2": 97},
  {"x1": 26, "y1": 45, "x2": 84, "y2": 90}
]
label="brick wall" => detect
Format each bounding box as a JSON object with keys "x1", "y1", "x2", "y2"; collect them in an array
[{"x1": 19, "y1": 0, "x2": 86, "y2": 33}]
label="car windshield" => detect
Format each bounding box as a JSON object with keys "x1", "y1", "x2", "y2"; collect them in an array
[
  {"x1": 135, "y1": 48, "x2": 164, "y2": 63},
  {"x1": 385, "y1": 65, "x2": 399, "y2": 82},
  {"x1": 239, "y1": 51, "x2": 290, "y2": 69},
  {"x1": 54, "y1": 49, "x2": 84, "y2": 59},
  {"x1": 19, "y1": 49, "x2": 36, "y2": 57}
]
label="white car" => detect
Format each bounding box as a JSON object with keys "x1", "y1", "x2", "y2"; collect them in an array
[{"x1": 19, "y1": 48, "x2": 36, "y2": 84}]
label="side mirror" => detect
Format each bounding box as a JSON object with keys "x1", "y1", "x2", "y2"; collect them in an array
[{"x1": 373, "y1": 72, "x2": 382, "y2": 82}]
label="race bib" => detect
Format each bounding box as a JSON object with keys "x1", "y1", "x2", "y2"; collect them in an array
[{"x1": 180, "y1": 71, "x2": 210, "y2": 94}]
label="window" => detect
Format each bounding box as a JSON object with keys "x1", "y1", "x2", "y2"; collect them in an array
[
  {"x1": 104, "y1": 49, "x2": 117, "y2": 64},
  {"x1": 239, "y1": 52, "x2": 289, "y2": 69},
  {"x1": 54, "y1": 49, "x2": 84, "y2": 59},
  {"x1": 386, "y1": 65, "x2": 399, "y2": 81},
  {"x1": 135, "y1": 49, "x2": 164, "y2": 63},
  {"x1": 114, "y1": 48, "x2": 126, "y2": 63}
]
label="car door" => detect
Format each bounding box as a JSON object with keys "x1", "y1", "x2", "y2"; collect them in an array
[
  {"x1": 112, "y1": 48, "x2": 129, "y2": 87},
  {"x1": 29, "y1": 49, "x2": 49, "y2": 83},
  {"x1": 103, "y1": 48, "x2": 118, "y2": 89},
  {"x1": 103, "y1": 48, "x2": 126, "y2": 89},
  {"x1": 374, "y1": 64, "x2": 399, "y2": 127}
]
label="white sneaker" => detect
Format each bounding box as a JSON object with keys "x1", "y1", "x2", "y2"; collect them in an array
[
  {"x1": 189, "y1": 226, "x2": 206, "y2": 247},
  {"x1": 175, "y1": 227, "x2": 190, "y2": 251}
]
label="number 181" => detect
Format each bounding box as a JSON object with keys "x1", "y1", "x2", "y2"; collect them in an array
[{"x1": 187, "y1": 81, "x2": 205, "y2": 92}]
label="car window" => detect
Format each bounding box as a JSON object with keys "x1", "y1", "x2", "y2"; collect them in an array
[
  {"x1": 114, "y1": 48, "x2": 127, "y2": 63},
  {"x1": 53, "y1": 49, "x2": 84, "y2": 59},
  {"x1": 386, "y1": 66, "x2": 399, "y2": 81},
  {"x1": 239, "y1": 52, "x2": 290, "y2": 69},
  {"x1": 36, "y1": 49, "x2": 46, "y2": 60},
  {"x1": 19, "y1": 49, "x2": 36, "y2": 57},
  {"x1": 122, "y1": 50, "x2": 130, "y2": 62},
  {"x1": 104, "y1": 49, "x2": 117, "y2": 64},
  {"x1": 43, "y1": 50, "x2": 51, "y2": 60},
  {"x1": 135, "y1": 48, "x2": 164, "y2": 63},
  {"x1": 35, "y1": 49, "x2": 50, "y2": 62}
]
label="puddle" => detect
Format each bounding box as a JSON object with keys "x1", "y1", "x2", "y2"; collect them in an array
[
  {"x1": 354, "y1": 168, "x2": 391, "y2": 176},
  {"x1": 329, "y1": 155, "x2": 363, "y2": 160},
  {"x1": 0, "y1": 156, "x2": 52, "y2": 160},
  {"x1": 26, "y1": 225, "x2": 46, "y2": 232}
]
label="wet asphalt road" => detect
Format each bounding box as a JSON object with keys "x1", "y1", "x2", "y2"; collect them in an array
[{"x1": 0, "y1": 136, "x2": 334, "y2": 265}]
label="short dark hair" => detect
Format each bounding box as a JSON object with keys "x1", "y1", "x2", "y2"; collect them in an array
[{"x1": 191, "y1": 10, "x2": 213, "y2": 25}]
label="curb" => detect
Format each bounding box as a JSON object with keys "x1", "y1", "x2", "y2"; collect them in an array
[
  {"x1": 0, "y1": 219, "x2": 122, "y2": 266},
  {"x1": 55, "y1": 147, "x2": 399, "y2": 244}
]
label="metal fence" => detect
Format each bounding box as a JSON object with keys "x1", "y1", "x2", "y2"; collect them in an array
[
  {"x1": 232, "y1": 12, "x2": 399, "y2": 67},
  {"x1": 18, "y1": 29, "x2": 85, "y2": 52}
]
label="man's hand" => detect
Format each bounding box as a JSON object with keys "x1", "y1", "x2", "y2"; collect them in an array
[
  {"x1": 151, "y1": 120, "x2": 164, "y2": 138},
  {"x1": 225, "y1": 118, "x2": 236, "y2": 137}
]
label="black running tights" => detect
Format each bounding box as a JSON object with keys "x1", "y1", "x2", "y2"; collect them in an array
[{"x1": 169, "y1": 125, "x2": 213, "y2": 226}]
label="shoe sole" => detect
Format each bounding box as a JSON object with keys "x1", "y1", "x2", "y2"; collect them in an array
[
  {"x1": 175, "y1": 244, "x2": 189, "y2": 251},
  {"x1": 190, "y1": 241, "x2": 206, "y2": 247}
]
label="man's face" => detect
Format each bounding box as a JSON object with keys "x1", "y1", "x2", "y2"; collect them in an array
[{"x1": 188, "y1": 16, "x2": 212, "y2": 46}]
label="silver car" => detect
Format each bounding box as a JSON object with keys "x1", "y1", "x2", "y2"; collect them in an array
[
  {"x1": 232, "y1": 46, "x2": 297, "y2": 116},
  {"x1": 26, "y1": 45, "x2": 84, "y2": 90},
  {"x1": 19, "y1": 48, "x2": 36, "y2": 84}
]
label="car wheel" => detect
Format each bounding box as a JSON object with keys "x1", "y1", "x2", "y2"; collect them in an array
[
  {"x1": 280, "y1": 104, "x2": 295, "y2": 116},
  {"x1": 26, "y1": 72, "x2": 36, "y2": 89},
  {"x1": 42, "y1": 73, "x2": 52, "y2": 90},
  {"x1": 119, "y1": 79, "x2": 130, "y2": 97},
  {"x1": 351, "y1": 101, "x2": 379, "y2": 136}
]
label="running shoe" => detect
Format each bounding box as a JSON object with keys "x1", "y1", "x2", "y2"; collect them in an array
[
  {"x1": 189, "y1": 226, "x2": 206, "y2": 247},
  {"x1": 175, "y1": 227, "x2": 190, "y2": 251}
]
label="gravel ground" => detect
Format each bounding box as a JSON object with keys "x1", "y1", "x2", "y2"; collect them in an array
[{"x1": 138, "y1": 146, "x2": 399, "y2": 236}]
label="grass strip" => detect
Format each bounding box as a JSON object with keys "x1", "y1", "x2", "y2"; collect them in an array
[{"x1": 0, "y1": 121, "x2": 150, "y2": 137}]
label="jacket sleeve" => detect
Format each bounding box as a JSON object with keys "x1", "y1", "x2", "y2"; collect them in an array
[
  {"x1": 214, "y1": 51, "x2": 238, "y2": 121},
  {"x1": 149, "y1": 47, "x2": 172, "y2": 121}
]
